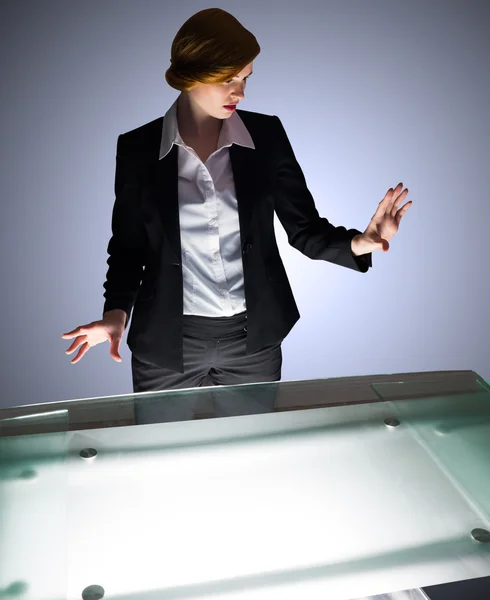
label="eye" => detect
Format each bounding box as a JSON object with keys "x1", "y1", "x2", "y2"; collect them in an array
[{"x1": 224, "y1": 76, "x2": 249, "y2": 85}]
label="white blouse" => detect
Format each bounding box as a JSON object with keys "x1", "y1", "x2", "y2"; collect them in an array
[{"x1": 159, "y1": 98, "x2": 256, "y2": 317}]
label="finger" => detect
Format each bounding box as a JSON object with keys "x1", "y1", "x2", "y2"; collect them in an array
[
  {"x1": 371, "y1": 235, "x2": 389, "y2": 252},
  {"x1": 395, "y1": 201, "x2": 412, "y2": 224},
  {"x1": 61, "y1": 327, "x2": 85, "y2": 339},
  {"x1": 382, "y1": 187, "x2": 395, "y2": 205},
  {"x1": 391, "y1": 188, "x2": 409, "y2": 216},
  {"x1": 61, "y1": 323, "x2": 96, "y2": 338},
  {"x1": 65, "y1": 335, "x2": 88, "y2": 355},
  {"x1": 388, "y1": 182, "x2": 404, "y2": 210},
  {"x1": 110, "y1": 336, "x2": 123, "y2": 362},
  {"x1": 383, "y1": 182, "x2": 402, "y2": 207},
  {"x1": 71, "y1": 342, "x2": 90, "y2": 364},
  {"x1": 372, "y1": 188, "x2": 394, "y2": 219},
  {"x1": 367, "y1": 231, "x2": 388, "y2": 251}
]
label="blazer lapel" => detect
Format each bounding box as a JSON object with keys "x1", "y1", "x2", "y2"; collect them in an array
[
  {"x1": 141, "y1": 144, "x2": 181, "y2": 263},
  {"x1": 155, "y1": 144, "x2": 181, "y2": 262},
  {"x1": 229, "y1": 142, "x2": 263, "y2": 247}
]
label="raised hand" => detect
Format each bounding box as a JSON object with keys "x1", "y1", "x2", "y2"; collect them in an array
[
  {"x1": 352, "y1": 182, "x2": 412, "y2": 255},
  {"x1": 61, "y1": 309, "x2": 126, "y2": 364}
]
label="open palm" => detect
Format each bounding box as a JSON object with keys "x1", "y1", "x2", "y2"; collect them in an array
[{"x1": 365, "y1": 182, "x2": 412, "y2": 250}]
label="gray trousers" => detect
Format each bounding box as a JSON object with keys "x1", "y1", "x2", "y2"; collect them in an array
[{"x1": 132, "y1": 311, "x2": 282, "y2": 424}]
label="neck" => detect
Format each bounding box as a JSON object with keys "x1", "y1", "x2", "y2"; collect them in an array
[{"x1": 177, "y1": 92, "x2": 222, "y2": 139}]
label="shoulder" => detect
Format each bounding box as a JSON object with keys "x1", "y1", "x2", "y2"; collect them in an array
[
  {"x1": 115, "y1": 109, "x2": 288, "y2": 155},
  {"x1": 236, "y1": 109, "x2": 289, "y2": 149},
  {"x1": 116, "y1": 116, "x2": 163, "y2": 156},
  {"x1": 236, "y1": 108, "x2": 281, "y2": 129}
]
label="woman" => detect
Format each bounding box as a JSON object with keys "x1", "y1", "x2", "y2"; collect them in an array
[{"x1": 62, "y1": 8, "x2": 411, "y2": 393}]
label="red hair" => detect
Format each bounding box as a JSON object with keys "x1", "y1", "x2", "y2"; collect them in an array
[{"x1": 165, "y1": 8, "x2": 260, "y2": 92}]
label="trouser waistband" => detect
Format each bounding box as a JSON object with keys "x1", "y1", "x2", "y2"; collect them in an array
[{"x1": 182, "y1": 311, "x2": 247, "y2": 339}]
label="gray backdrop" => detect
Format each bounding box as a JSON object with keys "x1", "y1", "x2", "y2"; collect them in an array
[{"x1": 1, "y1": 0, "x2": 489, "y2": 408}]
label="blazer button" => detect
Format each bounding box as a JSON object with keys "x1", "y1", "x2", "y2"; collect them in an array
[{"x1": 242, "y1": 243, "x2": 253, "y2": 255}]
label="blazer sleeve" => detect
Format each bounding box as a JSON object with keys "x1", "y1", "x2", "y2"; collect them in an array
[
  {"x1": 102, "y1": 133, "x2": 148, "y2": 326},
  {"x1": 272, "y1": 115, "x2": 372, "y2": 273}
]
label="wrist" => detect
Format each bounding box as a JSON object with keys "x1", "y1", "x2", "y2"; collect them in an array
[
  {"x1": 103, "y1": 309, "x2": 127, "y2": 326},
  {"x1": 351, "y1": 234, "x2": 363, "y2": 256}
]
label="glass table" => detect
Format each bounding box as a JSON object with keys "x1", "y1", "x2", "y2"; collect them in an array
[{"x1": 1, "y1": 369, "x2": 489, "y2": 600}]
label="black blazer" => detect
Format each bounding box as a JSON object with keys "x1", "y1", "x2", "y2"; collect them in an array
[{"x1": 103, "y1": 109, "x2": 372, "y2": 372}]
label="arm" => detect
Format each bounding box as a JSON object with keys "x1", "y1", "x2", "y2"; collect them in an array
[
  {"x1": 272, "y1": 116, "x2": 371, "y2": 273},
  {"x1": 102, "y1": 134, "x2": 148, "y2": 327}
]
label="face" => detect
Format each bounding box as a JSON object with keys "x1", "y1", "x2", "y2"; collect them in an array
[{"x1": 187, "y1": 62, "x2": 253, "y2": 120}]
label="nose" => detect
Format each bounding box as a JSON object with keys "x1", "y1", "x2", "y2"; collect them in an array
[{"x1": 231, "y1": 81, "x2": 245, "y2": 101}]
